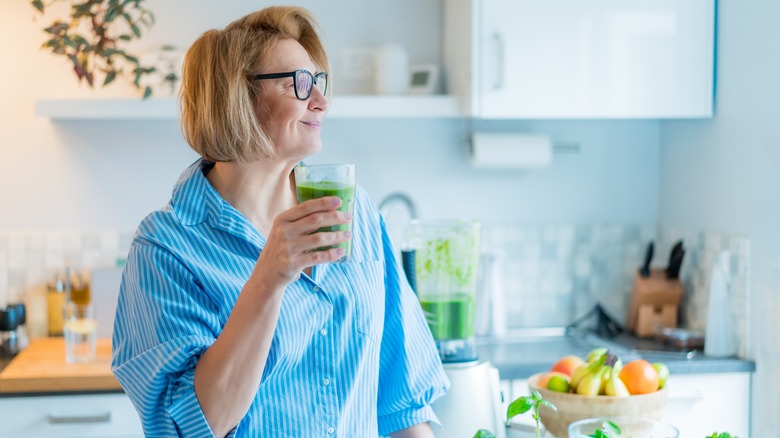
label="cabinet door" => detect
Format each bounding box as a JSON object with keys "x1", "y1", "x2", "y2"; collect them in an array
[
  {"x1": 0, "y1": 393, "x2": 143, "y2": 438},
  {"x1": 476, "y1": 0, "x2": 714, "y2": 119},
  {"x1": 661, "y1": 372, "x2": 750, "y2": 437}
]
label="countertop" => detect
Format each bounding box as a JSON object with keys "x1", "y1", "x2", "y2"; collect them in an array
[
  {"x1": 0, "y1": 337, "x2": 122, "y2": 396},
  {"x1": 477, "y1": 328, "x2": 755, "y2": 381},
  {"x1": 0, "y1": 330, "x2": 754, "y2": 397}
]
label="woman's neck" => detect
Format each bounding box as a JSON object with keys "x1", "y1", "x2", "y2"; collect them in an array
[{"x1": 206, "y1": 160, "x2": 298, "y2": 235}]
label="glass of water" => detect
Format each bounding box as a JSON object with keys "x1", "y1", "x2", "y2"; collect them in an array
[{"x1": 63, "y1": 302, "x2": 97, "y2": 363}]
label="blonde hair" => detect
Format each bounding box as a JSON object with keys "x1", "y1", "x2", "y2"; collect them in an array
[{"x1": 180, "y1": 6, "x2": 328, "y2": 162}]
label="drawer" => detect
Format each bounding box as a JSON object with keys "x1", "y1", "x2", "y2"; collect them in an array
[{"x1": 0, "y1": 393, "x2": 143, "y2": 438}]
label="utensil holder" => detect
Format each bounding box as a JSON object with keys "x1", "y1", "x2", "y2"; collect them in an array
[{"x1": 626, "y1": 269, "x2": 683, "y2": 337}]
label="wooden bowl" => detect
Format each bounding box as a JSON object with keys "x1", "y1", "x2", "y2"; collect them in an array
[{"x1": 526, "y1": 372, "x2": 668, "y2": 438}]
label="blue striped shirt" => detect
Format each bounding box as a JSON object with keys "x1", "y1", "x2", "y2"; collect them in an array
[{"x1": 112, "y1": 159, "x2": 449, "y2": 437}]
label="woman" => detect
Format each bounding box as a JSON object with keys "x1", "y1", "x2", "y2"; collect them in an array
[{"x1": 112, "y1": 6, "x2": 449, "y2": 438}]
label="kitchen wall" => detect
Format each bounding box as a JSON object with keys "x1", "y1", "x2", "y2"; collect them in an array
[
  {"x1": 658, "y1": 1, "x2": 780, "y2": 435},
  {"x1": 1, "y1": 0, "x2": 659, "y2": 292}
]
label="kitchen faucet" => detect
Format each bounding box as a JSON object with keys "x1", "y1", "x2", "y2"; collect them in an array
[{"x1": 378, "y1": 192, "x2": 418, "y2": 220}]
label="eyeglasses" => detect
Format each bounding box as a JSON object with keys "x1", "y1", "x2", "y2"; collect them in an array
[{"x1": 251, "y1": 69, "x2": 328, "y2": 101}]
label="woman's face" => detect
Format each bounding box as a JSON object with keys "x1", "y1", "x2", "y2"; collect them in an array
[{"x1": 255, "y1": 38, "x2": 328, "y2": 162}]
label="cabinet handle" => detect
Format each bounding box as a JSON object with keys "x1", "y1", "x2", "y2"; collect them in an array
[
  {"x1": 48, "y1": 412, "x2": 112, "y2": 424},
  {"x1": 492, "y1": 32, "x2": 505, "y2": 90},
  {"x1": 668, "y1": 390, "x2": 705, "y2": 403}
]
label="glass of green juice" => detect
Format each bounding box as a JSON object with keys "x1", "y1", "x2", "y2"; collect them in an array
[{"x1": 294, "y1": 164, "x2": 356, "y2": 262}]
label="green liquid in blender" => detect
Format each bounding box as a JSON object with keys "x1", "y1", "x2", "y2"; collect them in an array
[{"x1": 419, "y1": 294, "x2": 476, "y2": 340}]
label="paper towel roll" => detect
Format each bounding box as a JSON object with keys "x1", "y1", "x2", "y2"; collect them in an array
[{"x1": 470, "y1": 133, "x2": 553, "y2": 169}]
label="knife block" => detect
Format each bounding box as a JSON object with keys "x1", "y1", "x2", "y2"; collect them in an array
[{"x1": 626, "y1": 269, "x2": 683, "y2": 337}]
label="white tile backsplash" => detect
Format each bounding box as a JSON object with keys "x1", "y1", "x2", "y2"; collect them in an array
[{"x1": 0, "y1": 225, "x2": 752, "y2": 361}]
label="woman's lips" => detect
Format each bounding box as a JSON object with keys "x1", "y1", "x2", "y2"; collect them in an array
[{"x1": 301, "y1": 121, "x2": 321, "y2": 129}]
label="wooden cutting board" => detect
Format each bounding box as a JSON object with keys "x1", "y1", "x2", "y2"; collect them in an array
[{"x1": 0, "y1": 337, "x2": 121, "y2": 394}]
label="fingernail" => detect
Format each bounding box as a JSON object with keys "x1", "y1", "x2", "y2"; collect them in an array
[
  {"x1": 330, "y1": 197, "x2": 341, "y2": 206},
  {"x1": 336, "y1": 248, "x2": 345, "y2": 255},
  {"x1": 343, "y1": 212, "x2": 353, "y2": 220},
  {"x1": 343, "y1": 230, "x2": 352, "y2": 238}
]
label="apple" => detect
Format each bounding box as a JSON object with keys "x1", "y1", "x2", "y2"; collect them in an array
[
  {"x1": 652, "y1": 362, "x2": 670, "y2": 389},
  {"x1": 550, "y1": 354, "x2": 585, "y2": 377}
]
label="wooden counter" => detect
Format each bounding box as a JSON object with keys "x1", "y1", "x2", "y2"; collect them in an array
[{"x1": 0, "y1": 337, "x2": 121, "y2": 394}]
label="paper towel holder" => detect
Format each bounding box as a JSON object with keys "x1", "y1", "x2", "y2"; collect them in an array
[{"x1": 467, "y1": 132, "x2": 580, "y2": 169}]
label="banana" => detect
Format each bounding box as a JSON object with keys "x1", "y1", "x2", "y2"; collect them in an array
[
  {"x1": 586, "y1": 347, "x2": 609, "y2": 363},
  {"x1": 569, "y1": 364, "x2": 589, "y2": 391},
  {"x1": 600, "y1": 366, "x2": 611, "y2": 395},
  {"x1": 570, "y1": 353, "x2": 607, "y2": 391},
  {"x1": 576, "y1": 365, "x2": 608, "y2": 396},
  {"x1": 613, "y1": 357, "x2": 623, "y2": 373},
  {"x1": 604, "y1": 367, "x2": 631, "y2": 396}
]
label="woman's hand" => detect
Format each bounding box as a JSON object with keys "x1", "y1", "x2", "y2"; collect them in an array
[{"x1": 254, "y1": 195, "x2": 352, "y2": 285}]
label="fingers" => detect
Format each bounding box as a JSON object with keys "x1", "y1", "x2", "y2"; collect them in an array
[{"x1": 282, "y1": 196, "x2": 342, "y2": 222}]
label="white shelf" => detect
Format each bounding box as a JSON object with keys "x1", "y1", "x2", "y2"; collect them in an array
[{"x1": 35, "y1": 95, "x2": 463, "y2": 120}]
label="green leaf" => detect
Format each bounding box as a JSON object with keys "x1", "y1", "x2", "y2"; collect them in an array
[
  {"x1": 130, "y1": 23, "x2": 141, "y2": 38},
  {"x1": 105, "y1": 6, "x2": 119, "y2": 22},
  {"x1": 101, "y1": 48, "x2": 123, "y2": 57},
  {"x1": 103, "y1": 70, "x2": 117, "y2": 86},
  {"x1": 72, "y1": 35, "x2": 89, "y2": 47},
  {"x1": 123, "y1": 54, "x2": 139, "y2": 64},
  {"x1": 118, "y1": 34, "x2": 132, "y2": 41},
  {"x1": 538, "y1": 399, "x2": 557, "y2": 411},
  {"x1": 506, "y1": 396, "x2": 533, "y2": 421},
  {"x1": 142, "y1": 85, "x2": 152, "y2": 99},
  {"x1": 603, "y1": 420, "x2": 621, "y2": 436},
  {"x1": 473, "y1": 430, "x2": 496, "y2": 438},
  {"x1": 62, "y1": 35, "x2": 78, "y2": 49},
  {"x1": 31, "y1": 0, "x2": 44, "y2": 13}
]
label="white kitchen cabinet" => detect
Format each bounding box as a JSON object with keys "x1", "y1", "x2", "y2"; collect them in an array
[
  {"x1": 661, "y1": 372, "x2": 750, "y2": 437},
  {"x1": 444, "y1": 0, "x2": 715, "y2": 119},
  {"x1": 0, "y1": 392, "x2": 143, "y2": 438}
]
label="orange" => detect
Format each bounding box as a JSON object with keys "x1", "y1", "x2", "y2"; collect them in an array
[
  {"x1": 550, "y1": 355, "x2": 585, "y2": 376},
  {"x1": 619, "y1": 359, "x2": 660, "y2": 394},
  {"x1": 536, "y1": 371, "x2": 569, "y2": 389}
]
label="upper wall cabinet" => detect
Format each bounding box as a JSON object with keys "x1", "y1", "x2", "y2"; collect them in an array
[{"x1": 444, "y1": 0, "x2": 715, "y2": 119}]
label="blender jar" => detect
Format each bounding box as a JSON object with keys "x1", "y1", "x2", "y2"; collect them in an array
[{"x1": 407, "y1": 220, "x2": 481, "y2": 363}]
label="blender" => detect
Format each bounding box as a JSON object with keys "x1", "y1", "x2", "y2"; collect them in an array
[{"x1": 404, "y1": 220, "x2": 505, "y2": 438}]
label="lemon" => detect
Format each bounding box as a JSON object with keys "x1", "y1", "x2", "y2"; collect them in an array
[{"x1": 547, "y1": 374, "x2": 570, "y2": 393}]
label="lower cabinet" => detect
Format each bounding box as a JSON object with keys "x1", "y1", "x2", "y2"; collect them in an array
[
  {"x1": 501, "y1": 372, "x2": 751, "y2": 437},
  {"x1": 662, "y1": 372, "x2": 750, "y2": 437},
  {"x1": 0, "y1": 392, "x2": 143, "y2": 438}
]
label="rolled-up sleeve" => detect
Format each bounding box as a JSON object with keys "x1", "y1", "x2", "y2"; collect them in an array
[
  {"x1": 376, "y1": 218, "x2": 450, "y2": 435},
  {"x1": 112, "y1": 241, "x2": 238, "y2": 438}
]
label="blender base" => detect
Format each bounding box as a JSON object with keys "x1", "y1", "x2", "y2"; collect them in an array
[{"x1": 431, "y1": 360, "x2": 505, "y2": 438}]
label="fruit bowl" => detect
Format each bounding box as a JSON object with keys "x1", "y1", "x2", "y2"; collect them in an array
[{"x1": 527, "y1": 372, "x2": 668, "y2": 438}]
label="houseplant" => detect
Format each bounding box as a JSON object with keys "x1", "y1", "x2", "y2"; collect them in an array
[{"x1": 30, "y1": 0, "x2": 157, "y2": 98}]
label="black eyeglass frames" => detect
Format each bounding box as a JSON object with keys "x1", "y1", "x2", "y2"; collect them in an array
[{"x1": 251, "y1": 69, "x2": 328, "y2": 101}]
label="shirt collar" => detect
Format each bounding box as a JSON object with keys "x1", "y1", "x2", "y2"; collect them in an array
[{"x1": 170, "y1": 159, "x2": 224, "y2": 226}]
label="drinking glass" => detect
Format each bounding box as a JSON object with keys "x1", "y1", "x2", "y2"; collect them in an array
[
  {"x1": 568, "y1": 416, "x2": 679, "y2": 438},
  {"x1": 294, "y1": 164, "x2": 356, "y2": 262},
  {"x1": 63, "y1": 302, "x2": 97, "y2": 363}
]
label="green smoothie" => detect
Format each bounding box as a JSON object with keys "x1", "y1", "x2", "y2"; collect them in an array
[
  {"x1": 296, "y1": 181, "x2": 355, "y2": 257},
  {"x1": 419, "y1": 293, "x2": 476, "y2": 340}
]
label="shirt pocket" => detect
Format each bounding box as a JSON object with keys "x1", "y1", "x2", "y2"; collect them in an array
[{"x1": 340, "y1": 260, "x2": 385, "y2": 345}]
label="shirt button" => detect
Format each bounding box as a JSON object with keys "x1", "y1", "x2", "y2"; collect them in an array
[
  {"x1": 320, "y1": 328, "x2": 328, "y2": 336},
  {"x1": 322, "y1": 378, "x2": 330, "y2": 386},
  {"x1": 313, "y1": 285, "x2": 320, "y2": 292},
  {"x1": 327, "y1": 427, "x2": 335, "y2": 434}
]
